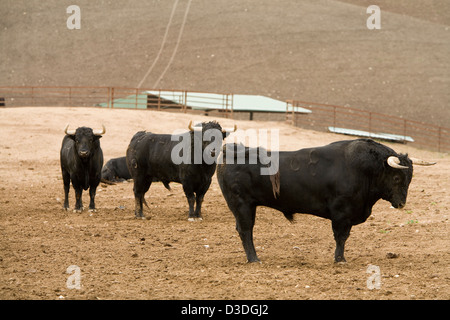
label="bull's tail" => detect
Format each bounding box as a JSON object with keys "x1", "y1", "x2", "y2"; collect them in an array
[
  {"x1": 142, "y1": 197, "x2": 150, "y2": 209},
  {"x1": 270, "y1": 170, "x2": 293, "y2": 222}
]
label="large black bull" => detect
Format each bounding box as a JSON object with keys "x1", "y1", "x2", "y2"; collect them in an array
[
  {"x1": 126, "y1": 121, "x2": 235, "y2": 220},
  {"x1": 60, "y1": 125, "x2": 105, "y2": 212},
  {"x1": 217, "y1": 138, "x2": 435, "y2": 263}
]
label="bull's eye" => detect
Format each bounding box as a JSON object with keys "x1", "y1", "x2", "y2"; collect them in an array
[{"x1": 393, "y1": 175, "x2": 401, "y2": 183}]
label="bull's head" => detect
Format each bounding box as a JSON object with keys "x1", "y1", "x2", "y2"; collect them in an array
[
  {"x1": 384, "y1": 155, "x2": 435, "y2": 209},
  {"x1": 65, "y1": 124, "x2": 105, "y2": 160},
  {"x1": 188, "y1": 120, "x2": 237, "y2": 139},
  {"x1": 188, "y1": 121, "x2": 236, "y2": 161}
]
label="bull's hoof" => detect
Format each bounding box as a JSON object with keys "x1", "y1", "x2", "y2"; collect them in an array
[
  {"x1": 334, "y1": 257, "x2": 347, "y2": 264},
  {"x1": 247, "y1": 258, "x2": 261, "y2": 264},
  {"x1": 188, "y1": 217, "x2": 203, "y2": 222},
  {"x1": 134, "y1": 215, "x2": 146, "y2": 220},
  {"x1": 73, "y1": 208, "x2": 83, "y2": 213},
  {"x1": 88, "y1": 208, "x2": 97, "y2": 213}
]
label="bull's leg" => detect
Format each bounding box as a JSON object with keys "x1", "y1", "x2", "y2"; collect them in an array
[
  {"x1": 185, "y1": 192, "x2": 197, "y2": 221},
  {"x1": 62, "y1": 171, "x2": 70, "y2": 210},
  {"x1": 331, "y1": 220, "x2": 352, "y2": 263},
  {"x1": 88, "y1": 185, "x2": 97, "y2": 212},
  {"x1": 183, "y1": 184, "x2": 199, "y2": 221},
  {"x1": 192, "y1": 182, "x2": 210, "y2": 220},
  {"x1": 133, "y1": 176, "x2": 151, "y2": 219},
  {"x1": 134, "y1": 196, "x2": 143, "y2": 218},
  {"x1": 234, "y1": 204, "x2": 259, "y2": 263},
  {"x1": 193, "y1": 193, "x2": 204, "y2": 220},
  {"x1": 73, "y1": 187, "x2": 83, "y2": 213}
]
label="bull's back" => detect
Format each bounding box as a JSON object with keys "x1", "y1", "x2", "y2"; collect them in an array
[
  {"x1": 127, "y1": 132, "x2": 180, "y2": 181},
  {"x1": 219, "y1": 147, "x2": 344, "y2": 218}
]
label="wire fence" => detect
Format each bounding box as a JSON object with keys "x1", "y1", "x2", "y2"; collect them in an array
[
  {"x1": 0, "y1": 86, "x2": 110, "y2": 108},
  {"x1": 0, "y1": 86, "x2": 447, "y2": 152},
  {"x1": 0, "y1": 86, "x2": 233, "y2": 116},
  {"x1": 286, "y1": 100, "x2": 449, "y2": 153}
]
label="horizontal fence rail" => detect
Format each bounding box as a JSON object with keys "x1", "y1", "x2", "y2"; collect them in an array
[
  {"x1": 287, "y1": 100, "x2": 450, "y2": 153},
  {"x1": 0, "y1": 86, "x2": 111, "y2": 108},
  {"x1": 0, "y1": 86, "x2": 233, "y2": 117},
  {"x1": 0, "y1": 86, "x2": 447, "y2": 152}
]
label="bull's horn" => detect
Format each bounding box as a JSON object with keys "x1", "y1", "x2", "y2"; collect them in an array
[
  {"x1": 64, "y1": 124, "x2": 76, "y2": 135},
  {"x1": 188, "y1": 121, "x2": 202, "y2": 131},
  {"x1": 222, "y1": 124, "x2": 237, "y2": 133},
  {"x1": 93, "y1": 124, "x2": 106, "y2": 136},
  {"x1": 387, "y1": 156, "x2": 409, "y2": 169},
  {"x1": 409, "y1": 157, "x2": 436, "y2": 166}
]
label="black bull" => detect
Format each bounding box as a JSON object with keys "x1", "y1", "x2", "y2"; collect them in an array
[
  {"x1": 217, "y1": 138, "x2": 435, "y2": 263},
  {"x1": 60, "y1": 125, "x2": 105, "y2": 212},
  {"x1": 126, "y1": 121, "x2": 235, "y2": 220}
]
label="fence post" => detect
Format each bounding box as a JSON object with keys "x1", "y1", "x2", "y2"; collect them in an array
[
  {"x1": 438, "y1": 127, "x2": 442, "y2": 152},
  {"x1": 225, "y1": 94, "x2": 229, "y2": 118},
  {"x1": 403, "y1": 119, "x2": 407, "y2": 143},
  {"x1": 230, "y1": 93, "x2": 234, "y2": 119},
  {"x1": 111, "y1": 87, "x2": 115, "y2": 108},
  {"x1": 107, "y1": 87, "x2": 111, "y2": 108},
  {"x1": 294, "y1": 101, "x2": 299, "y2": 126},
  {"x1": 135, "y1": 88, "x2": 139, "y2": 109},
  {"x1": 333, "y1": 106, "x2": 336, "y2": 129},
  {"x1": 157, "y1": 90, "x2": 161, "y2": 111}
]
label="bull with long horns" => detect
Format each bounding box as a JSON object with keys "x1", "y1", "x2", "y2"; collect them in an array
[{"x1": 217, "y1": 138, "x2": 436, "y2": 264}]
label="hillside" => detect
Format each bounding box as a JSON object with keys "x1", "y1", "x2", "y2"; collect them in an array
[{"x1": 1, "y1": 0, "x2": 449, "y2": 127}]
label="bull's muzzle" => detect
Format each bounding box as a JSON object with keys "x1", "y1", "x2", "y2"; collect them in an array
[
  {"x1": 79, "y1": 150, "x2": 90, "y2": 158},
  {"x1": 396, "y1": 202, "x2": 405, "y2": 209}
]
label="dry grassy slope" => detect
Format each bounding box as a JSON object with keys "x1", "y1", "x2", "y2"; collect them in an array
[{"x1": 1, "y1": 0, "x2": 449, "y2": 127}]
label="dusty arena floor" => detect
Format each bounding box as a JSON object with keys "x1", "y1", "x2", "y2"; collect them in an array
[{"x1": 0, "y1": 107, "x2": 448, "y2": 300}]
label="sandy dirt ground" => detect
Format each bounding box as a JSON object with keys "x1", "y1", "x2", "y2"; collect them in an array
[{"x1": 0, "y1": 106, "x2": 448, "y2": 300}]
